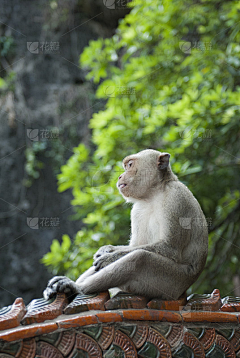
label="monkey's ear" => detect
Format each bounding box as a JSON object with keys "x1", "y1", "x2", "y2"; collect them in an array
[{"x1": 157, "y1": 153, "x2": 170, "y2": 169}]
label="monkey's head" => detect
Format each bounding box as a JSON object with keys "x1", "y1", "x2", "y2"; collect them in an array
[{"x1": 117, "y1": 149, "x2": 174, "y2": 202}]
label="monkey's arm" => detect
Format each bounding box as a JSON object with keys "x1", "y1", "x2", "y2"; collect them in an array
[{"x1": 93, "y1": 240, "x2": 183, "y2": 271}]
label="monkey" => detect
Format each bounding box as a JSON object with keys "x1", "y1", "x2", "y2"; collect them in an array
[{"x1": 44, "y1": 149, "x2": 208, "y2": 301}]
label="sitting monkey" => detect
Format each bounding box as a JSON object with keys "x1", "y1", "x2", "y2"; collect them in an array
[{"x1": 44, "y1": 149, "x2": 208, "y2": 301}]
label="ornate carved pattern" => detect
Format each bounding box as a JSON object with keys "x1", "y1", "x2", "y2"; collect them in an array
[
  {"x1": 0, "y1": 298, "x2": 26, "y2": 330},
  {"x1": 105, "y1": 292, "x2": 148, "y2": 310},
  {"x1": 21, "y1": 293, "x2": 68, "y2": 325},
  {"x1": 132, "y1": 325, "x2": 148, "y2": 349},
  {"x1": 97, "y1": 326, "x2": 115, "y2": 350},
  {"x1": 16, "y1": 338, "x2": 36, "y2": 358},
  {"x1": 36, "y1": 342, "x2": 64, "y2": 358},
  {"x1": 69, "y1": 332, "x2": 102, "y2": 357},
  {"x1": 167, "y1": 325, "x2": 184, "y2": 349},
  {"x1": 185, "y1": 289, "x2": 222, "y2": 311},
  {"x1": 183, "y1": 331, "x2": 205, "y2": 357},
  {"x1": 2, "y1": 324, "x2": 240, "y2": 357},
  {"x1": 3, "y1": 289, "x2": 240, "y2": 357},
  {"x1": 199, "y1": 328, "x2": 216, "y2": 351},
  {"x1": 215, "y1": 334, "x2": 236, "y2": 357},
  {"x1": 113, "y1": 330, "x2": 138, "y2": 357},
  {"x1": 221, "y1": 296, "x2": 240, "y2": 312},
  {"x1": 56, "y1": 331, "x2": 75, "y2": 356},
  {"x1": 230, "y1": 330, "x2": 240, "y2": 351},
  {"x1": 144, "y1": 327, "x2": 172, "y2": 357},
  {"x1": 64, "y1": 291, "x2": 109, "y2": 314}
]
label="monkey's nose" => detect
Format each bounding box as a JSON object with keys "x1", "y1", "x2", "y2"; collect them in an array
[{"x1": 119, "y1": 174, "x2": 123, "y2": 180}]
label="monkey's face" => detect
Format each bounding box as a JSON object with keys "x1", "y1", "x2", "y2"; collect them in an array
[{"x1": 117, "y1": 150, "x2": 165, "y2": 202}]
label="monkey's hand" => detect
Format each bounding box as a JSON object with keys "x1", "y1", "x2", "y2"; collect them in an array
[
  {"x1": 93, "y1": 245, "x2": 115, "y2": 261},
  {"x1": 43, "y1": 276, "x2": 82, "y2": 300},
  {"x1": 94, "y1": 251, "x2": 128, "y2": 271}
]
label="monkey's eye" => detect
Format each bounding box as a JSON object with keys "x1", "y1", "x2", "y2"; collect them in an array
[{"x1": 127, "y1": 160, "x2": 133, "y2": 169}]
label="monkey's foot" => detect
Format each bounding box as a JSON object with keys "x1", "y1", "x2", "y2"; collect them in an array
[{"x1": 43, "y1": 276, "x2": 82, "y2": 300}]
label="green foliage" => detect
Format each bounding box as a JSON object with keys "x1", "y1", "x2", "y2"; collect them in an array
[
  {"x1": 43, "y1": 0, "x2": 240, "y2": 295},
  {"x1": 24, "y1": 142, "x2": 47, "y2": 187},
  {"x1": 0, "y1": 36, "x2": 14, "y2": 57}
]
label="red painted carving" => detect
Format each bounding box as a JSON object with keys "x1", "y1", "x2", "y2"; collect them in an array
[
  {"x1": 215, "y1": 334, "x2": 236, "y2": 357},
  {"x1": 98, "y1": 326, "x2": 114, "y2": 350},
  {"x1": 183, "y1": 331, "x2": 205, "y2": 357},
  {"x1": 36, "y1": 341, "x2": 64, "y2": 358},
  {"x1": 16, "y1": 338, "x2": 36, "y2": 358},
  {"x1": 69, "y1": 332, "x2": 102, "y2": 357},
  {"x1": 185, "y1": 289, "x2": 222, "y2": 311},
  {"x1": 56, "y1": 331, "x2": 75, "y2": 356},
  {"x1": 199, "y1": 328, "x2": 215, "y2": 350},
  {"x1": 64, "y1": 291, "x2": 109, "y2": 314},
  {"x1": 105, "y1": 292, "x2": 148, "y2": 310},
  {"x1": 114, "y1": 330, "x2": 138, "y2": 357},
  {"x1": 21, "y1": 294, "x2": 68, "y2": 325},
  {"x1": 230, "y1": 330, "x2": 240, "y2": 351},
  {"x1": 221, "y1": 296, "x2": 240, "y2": 312},
  {"x1": 147, "y1": 327, "x2": 172, "y2": 358},
  {"x1": 148, "y1": 293, "x2": 187, "y2": 310},
  {"x1": 0, "y1": 298, "x2": 26, "y2": 331},
  {"x1": 167, "y1": 325, "x2": 184, "y2": 349},
  {"x1": 132, "y1": 325, "x2": 148, "y2": 348}
]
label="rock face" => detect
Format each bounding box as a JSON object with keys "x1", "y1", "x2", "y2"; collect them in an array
[{"x1": 0, "y1": 0, "x2": 128, "y2": 306}]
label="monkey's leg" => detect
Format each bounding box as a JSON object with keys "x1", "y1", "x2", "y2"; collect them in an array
[{"x1": 79, "y1": 249, "x2": 192, "y2": 300}]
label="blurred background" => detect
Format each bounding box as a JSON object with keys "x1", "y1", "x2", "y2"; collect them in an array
[{"x1": 0, "y1": 0, "x2": 239, "y2": 306}]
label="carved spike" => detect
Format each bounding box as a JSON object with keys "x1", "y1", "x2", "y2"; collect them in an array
[
  {"x1": 0, "y1": 298, "x2": 26, "y2": 331},
  {"x1": 185, "y1": 289, "x2": 221, "y2": 311},
  {"x1": 199, "y1": 328, "x2": 215, "y2": 351},
  {"x1": 113, "y1": 330, "x2": 137, "y2": 357},
  {"x1": 64, "y1": 291, "x2": 109, "y2": 314},
  {"x1": 98, "y1": 326, "x2": 115, "y2": 350},
  {"x1": 16, "y1": 339, "x2": 36, "y2": 358},
  {"x1": 36, "y1": 341, "x2": 64, "y2": 358},
  {"x1": 221, "y1": 296, "x2": 240, "y2": 312},
  {"x1": 183, "y1": 331, "x2": 205, "y2": 357},
  {"x1": 215, "y1": 334, "x2": 236, "y2": 357},
  {"x1": 21, "y1": 293, "x2": 68, "y2": 325}
]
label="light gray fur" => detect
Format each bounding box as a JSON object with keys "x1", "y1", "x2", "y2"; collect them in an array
[{"x1": 44, "y1": 149, "x2": 208, "y2": 301}]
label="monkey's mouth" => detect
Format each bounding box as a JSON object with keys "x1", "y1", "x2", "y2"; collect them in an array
[{"x1": 119, "y1": 183, "x2": 127, "y2": 189}]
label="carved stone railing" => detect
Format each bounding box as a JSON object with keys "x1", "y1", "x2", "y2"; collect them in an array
[{"x1": 0, "y1": 289, "x2": 240, "y2": 357}]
